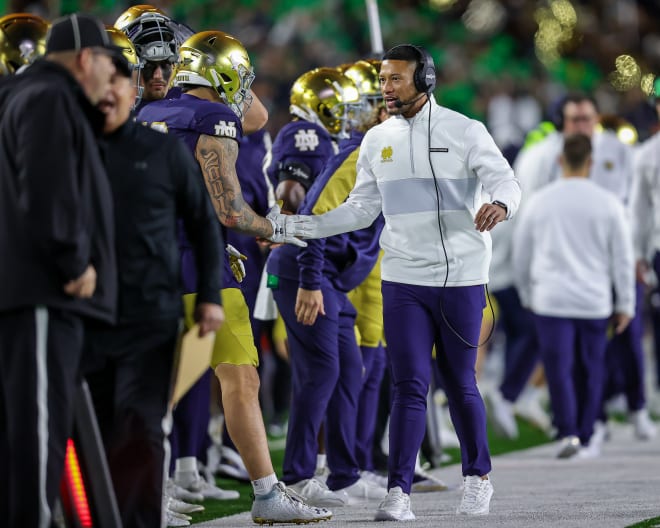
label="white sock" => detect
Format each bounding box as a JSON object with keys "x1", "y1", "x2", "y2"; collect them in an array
[
  {"x1": 316, "y1": 453, "x2": 327, "y2": 470},
  {"x1": 174, "y1": 456, "x2": 200, "y2": 488},
  {"x1": 252, "y1": 473, "x2": 279, "y2": 496}
]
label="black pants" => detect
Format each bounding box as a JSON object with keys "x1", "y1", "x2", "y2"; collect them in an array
[
  {"x1": 0, "y1": 306, "x2": 83, "y2": 527},
  {"x1": 83, "y1": 319, "x2": 179, "y2": 528}
]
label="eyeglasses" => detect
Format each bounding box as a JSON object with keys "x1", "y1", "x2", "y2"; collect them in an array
[
  {"x1": 565, "y1": 115, "x2": 596, "y2": 123},
  {"x1": 142, "y1": 60, "x2": 173, "y2": 81}
]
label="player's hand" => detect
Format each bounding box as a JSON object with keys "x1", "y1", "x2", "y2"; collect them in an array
[
  {"x1": 295, "y1": 288, "x2": 325, "y2": 326},
  {"x1": 63, "y1": 264, "x2": 97, "y2": 298},
  {"x1": 266, "y1": 204, "x2": 308, "y2": 247},
  {"x1": 612, "y1": 312, "x2": 632, "y2": 335},
  {"x1": 474, "y1": 203, "x2": 507, "y2": 232},
  {"x1": 226, "y1": 244, "x2": 248, "y2": 282},
  {"x1": 194, "y1": 302, "x2": 224, "y2": 337}
]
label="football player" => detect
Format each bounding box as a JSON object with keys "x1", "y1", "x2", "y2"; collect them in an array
[{"x1": 137, "y1": 30, "x2": 328, "y2": 525}]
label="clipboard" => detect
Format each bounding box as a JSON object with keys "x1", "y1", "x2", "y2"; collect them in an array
[{"x1": 169, "y1": 324, "x2": 215, "y2": 406}]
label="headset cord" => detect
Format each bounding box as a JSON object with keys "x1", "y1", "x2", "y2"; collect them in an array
[{"x1": 426, "y1": 97, "x2": 496, "y2": 349}]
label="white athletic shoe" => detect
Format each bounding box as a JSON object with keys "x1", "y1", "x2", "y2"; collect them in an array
[
  {"x1": 165, "y1": 479, "x2": 204, "y2": 503},
  {"x1": 374, "y1": 486, "x2": 415, "y2": 521},
  {"x1": 251, "y1": 482, "x2": 332, "y2": 525},
  {"x1": 174, "y1": 472, "x2": 240, "y2": 501},
  {"x1": 411, "y1": 468, "x2": 449, "y2": 492},
  {"x1": 288, "y1": 478, "x2": 346, "y2": 507},
  {"x1": 457, "y1": 476, "x2": 493, "y2": 515},
  {"x1": 486, "y1": 390, "x2": 519, "y2": 439},
  {"x1": 167, "y1": 497, "x2": 204, "y2": 514},
  {"x1": 632, "y1": 408, "x2": 657, "y2": 440},
  {"x1": 514, "y1": 389, "x2": 552, "y2": 433},
  {"x1": 165, "y1": 507, "x2": 190, "y2": 527},
  {"x1": 334, "y1": 477, "x2": 388, "y2": 504},
  {"x1": 556, "y1": 435, "x2": 581, "y2": 459},
  {"x1": 360, "y1": 470, "x2": 388, "y2": 489}
]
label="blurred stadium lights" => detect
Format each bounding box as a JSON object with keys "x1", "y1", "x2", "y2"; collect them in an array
[
  {"x1": 534, "y1": 0, "x2": 578, "y2": 66},
  {"x1": 461, "y1": 0, "x2": 506, "y2": 36},
  {"x1": 429, "y1": 0, "x2": 457, "y2": 11},
  {"x1": 640, "y1": 73, "x2": 656, "y2": 96},
  {"x1": 608, "y1": 54, "x2": 641, "y2": 91}
]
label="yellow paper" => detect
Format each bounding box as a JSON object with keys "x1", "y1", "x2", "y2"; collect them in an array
[{"x1": 170, "y1": 324, "x2": 215, "y2": 405}]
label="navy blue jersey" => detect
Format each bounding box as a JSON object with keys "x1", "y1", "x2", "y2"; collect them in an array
[
  {"x1": 268, "y1": 132, "x2": 384, "y2": 292},
  {"x1": 267, "y1": 120, "x2": 336, "y2": 191}
]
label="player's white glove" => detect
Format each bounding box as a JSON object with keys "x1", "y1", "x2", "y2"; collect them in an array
[
  {"x1": 226, "y1": 244, "x2": 247, "y2": 283},
  {"x1": 266, "y1": 204, "x2": 308, "y2": 247}
]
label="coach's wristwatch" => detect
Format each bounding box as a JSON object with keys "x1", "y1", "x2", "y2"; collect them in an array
[{"x1": 492, "y1": 200, "x2": 508, "y2": 214}]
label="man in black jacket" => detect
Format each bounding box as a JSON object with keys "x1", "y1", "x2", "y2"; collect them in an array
[
  {"x1": 82, "y1": 31, "x2": 225, "y2": 528},
  {"x1": 0, "y1": 13, "x2": 119, "y2": 527}
]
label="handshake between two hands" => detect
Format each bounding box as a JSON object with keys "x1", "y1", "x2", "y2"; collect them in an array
[
  {"x1": 226, "y1": 205, "x2": 312, "y2": 283},
  {"x1": 265, "y1": 204, "x2": 312, "y2": 247}
]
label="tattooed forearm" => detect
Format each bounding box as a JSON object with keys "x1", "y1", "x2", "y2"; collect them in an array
[{"x1": 196, "y1": 134, "x2": 273, "y2": 237}]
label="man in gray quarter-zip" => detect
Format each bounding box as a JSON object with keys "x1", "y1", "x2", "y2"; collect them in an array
[{"x1": 279, "y1": 44, "x2": 521, "y2": 521}]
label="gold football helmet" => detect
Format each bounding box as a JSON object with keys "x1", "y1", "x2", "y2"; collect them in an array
[
  {"x1": 115, "y1": 5, "x2": 178, "y2": 63},
  {"x1": 114, "y1": 4, "x2": 167, "y2": 32},
  {"x1": 0, "y1": 13, "x2": 48, "y2": 76},
  {"x1": 340, "y1": 60, "x2": 381, "y2": 103},
  {"x1": 289, "y1": 67, "x2": 362, "y2": 138},
  {"x1": 105, "y1": 26, "x2": 139, "y2": 68},
  {"x1": 174, "y1": 30, "x2": 255, "y2": 120}
]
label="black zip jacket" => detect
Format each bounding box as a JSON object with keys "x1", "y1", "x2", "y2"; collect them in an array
[
  {"x1": 0, "y1": 60, "x2": 117, "y2": 323},
  {"x1": 102, "y1": 119, "x2": 223, "y2": 323}
]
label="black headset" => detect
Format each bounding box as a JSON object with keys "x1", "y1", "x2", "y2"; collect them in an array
[
  {"x1": 412, "y1": 45, "x2": 436, "y2": 94},
  {"x1": 386, "y1": 44, "x2": 437, "y2": 94}
]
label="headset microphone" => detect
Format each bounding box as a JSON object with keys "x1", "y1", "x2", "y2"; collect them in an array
[{"x1": 394, "y1": 92, "x2": 425, "y2": 108}]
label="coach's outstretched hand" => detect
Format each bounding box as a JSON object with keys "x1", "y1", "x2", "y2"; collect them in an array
[{"x1": 266, "y1": 204, "x2": 309, "y2": 247}]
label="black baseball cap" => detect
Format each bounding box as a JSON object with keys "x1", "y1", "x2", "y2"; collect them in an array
[{"x1": 46, "y1": 13, "x2": 131, "y2": 75}]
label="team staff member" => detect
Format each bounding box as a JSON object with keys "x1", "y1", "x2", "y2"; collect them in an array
[
  {"x1": 0, "y1": 14, "x2": 118, "y2": 527},
  {"x1": 283, "y1": 44, "x2": 521, "y2": 520},
  {"x1": 83, "y1": 31, "x2": 225, "y2": 528},
  {"x1": 513, "y1": 133, "x2": 634, "y2": 458}
]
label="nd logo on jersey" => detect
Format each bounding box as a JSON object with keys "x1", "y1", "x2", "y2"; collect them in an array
[
  {"x1": 294, "y1": 129, "x2": 319, "y2": 152},
  {"x1": 215, "y1": 120, "x2": 237, "y2": 138},
  {"x1": 381, "y1": 146, "x2": 393, "y2": 162}
]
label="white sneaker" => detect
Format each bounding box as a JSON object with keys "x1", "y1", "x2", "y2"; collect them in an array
[
  {"x1": 360, "y1": 470, "x2": 388, "y2": 489},
  {"x1": 556, "y1": 435, "x2": 581, "y2": 459},
  {"x1": 632, "y1": 408, "x2": 657, "y2": 440},
  {"x1": 485, "y1": 390, "x2": 519, "y2": 439},
  {"x1": 514, "y1": 389, "x2": 552, "y2": 433},
  {"x1": 251, "y1": 482, "x2": 332, "y2": 525},
  {"x1": 374, "y1": 486, "x2": 415, "y2": 521},
  {"x1": 411, "y1": 468, "x2": 449, "y2": 492},
  {"x1": 457, "y1": 476, "x2": 493, "y2": 515},
  {"x1": 165, "y1": 507, "x2": 190, "y2": 527},
  {"x1": 166, "y1": 479, "x2": 204, "y2": 503},
  {"x1": 334, "y1": 477, "x2": 388, "y2": 504},
  {"x1": 576, "y1": 442, "x2": 601, "y2": 459},
  {"x1": 289, "y1": 478, "x2": 346, "y2": 507},
  {"x1": 167, "y1": 497, "x2": 204, "y2": 514},
  {"x1": 591, "y1": 420, "x2": 609, "y2": 447},
  {"x1": 174, "y1": 473, "x2": 240, "y2": 500}
]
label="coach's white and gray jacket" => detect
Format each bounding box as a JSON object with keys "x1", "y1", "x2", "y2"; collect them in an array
[{"x1": 299, "y1": 96, "x2": 521, "y2": 287}]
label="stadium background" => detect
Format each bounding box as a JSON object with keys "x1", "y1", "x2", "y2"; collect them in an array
[{"x1": 2, "y1": 0, "x2": 660, "y2": 140}]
